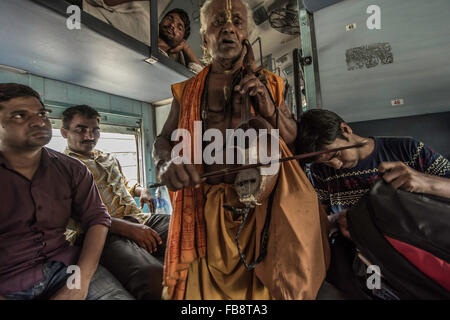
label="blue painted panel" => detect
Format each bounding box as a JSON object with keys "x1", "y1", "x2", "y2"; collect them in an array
[
  {"x1": 1, "y1": 69, "x2": 147, "y2": 119},
  {"x1": 29, "y1": 75, "x2": 45, "y2": 97},
  {"x1": 0, "y1": 70, "x2": 30, "y2": 85},
  {"x1": 349, "y1": 112, "x2": 450, "y2": 159},
  {"x1": 66, "y1": 85, "x2": 111, "y2": 111},
  {"x1": 111, "y1": 95, "x2": 140, "y2": 115},
  {"x1": 131, "y1": 100, "x2": 143, "y2": 116},
  {"x1": 44, "y1": 79, "x2": 69, "y2": 103}
]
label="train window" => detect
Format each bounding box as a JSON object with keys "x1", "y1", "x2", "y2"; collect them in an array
[{"x1": 47, "y1": 122, "x2": 140, "y2": 187}]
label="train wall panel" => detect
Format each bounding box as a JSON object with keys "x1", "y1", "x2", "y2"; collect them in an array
[
  {"x1": 350, "y1": 112, "x2": 450, "y2": 159},
  {"x1": 314, "y1": 0, "x2": 450, "y2": 122}
]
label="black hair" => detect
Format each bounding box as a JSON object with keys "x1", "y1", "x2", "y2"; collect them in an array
[
  {"x1": 62, "y1": 105, "x2": 100, "y2": 129},
  {"x1": 296, "y1": 109, "x2": 349, "y2": 163},
  {"x1": 163, "y1": 8, "x2": 191, "y2": 40},
  {"x1": 0, "y1": 83, "x2": 44, "y2": 110}
]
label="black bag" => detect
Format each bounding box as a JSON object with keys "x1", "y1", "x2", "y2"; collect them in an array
[{"x1": 347, "y1": 180, "x2": 450, "y2": 299}]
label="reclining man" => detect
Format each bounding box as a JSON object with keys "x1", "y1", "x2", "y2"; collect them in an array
[
  {"x1": 0, "y1": 83, "x2": 133, "y2": 300},
  {"x1": 158, "y1": 8, "x2": 204, "y2": 73},
  {"x1": 153, "y1": 0, "x2": 330, "y2": 300},
  {"x1": 296, "y1": 108, "x2": 450, "y2": 298},
  {"x1": 70, "y1": 1, "x2": 203, "y2": 73},
  {"x1": 61, "y1": 105, "x2": 171, "y2": 300}
]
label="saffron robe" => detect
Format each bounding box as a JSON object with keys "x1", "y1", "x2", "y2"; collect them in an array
[{"x1": 162, "y1": 65, "x2": 330, "y2": 300}]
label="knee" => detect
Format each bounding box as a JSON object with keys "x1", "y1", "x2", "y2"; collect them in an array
[
  {"x1": 128, "y1": 264, "x2": 164, "y2": 300},
  {"x1": 87, "y1": 265, "x2": 134, "y2": 300}
]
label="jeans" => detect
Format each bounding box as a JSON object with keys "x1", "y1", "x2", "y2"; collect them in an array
[{"x1": 4, "y1": 261, "x2": 134, "y2": 300}]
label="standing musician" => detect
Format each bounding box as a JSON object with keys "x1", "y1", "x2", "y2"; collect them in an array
[{"x1": 153, "y1": 0, "x2": 330, "y2": 300}]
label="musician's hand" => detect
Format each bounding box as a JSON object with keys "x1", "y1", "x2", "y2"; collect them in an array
[
  {"x1": 234, "y1": 75, "x2": 275, "y2": 117},
  {"x1": 159, "y1": 159, "x2": 202, "y2": 191},
  {"x1": 379, "y1": 162, "x2": 430, "y2": 193},
  {"x1": 234, "y1": 39, "x2": 276, "y2": 119}
]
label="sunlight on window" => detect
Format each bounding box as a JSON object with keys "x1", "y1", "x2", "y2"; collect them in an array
[{"x1": 47, "y1": 129, "x2": 138, "y2": 186}]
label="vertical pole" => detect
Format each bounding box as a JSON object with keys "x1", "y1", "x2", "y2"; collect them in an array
[
  {"x1": 141, "y1": 102, "x2": 157, "y2": 187},
  {"x1": 298, "y1": 5, "x2": 320, "y2": 109},
  {"x1": 149, "y1": 0, "x2": 159, "y2": 59},
  {"x1": 293, "y1": 48, "x2": 302, "y2": 120}
]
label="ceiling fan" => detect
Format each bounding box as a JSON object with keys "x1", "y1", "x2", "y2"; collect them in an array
[{"x1": 268, "y1": 0, "x2": 301, "y2": 35}]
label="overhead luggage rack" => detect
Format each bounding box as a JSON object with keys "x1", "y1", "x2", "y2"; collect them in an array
[
  {"x1": 0, "y1": 0, "x2": 193, "y2": 104},
  {"x1": 302, "y1": 0, "x2": 346, "y2": 13}
]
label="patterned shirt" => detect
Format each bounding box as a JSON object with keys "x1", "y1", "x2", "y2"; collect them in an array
[
  {"x1": 309, "y1": 137, "x2": 450, "y2": 215},
  {"x1": 64, "y1": 148, "x2": 150, "y2": 241}
]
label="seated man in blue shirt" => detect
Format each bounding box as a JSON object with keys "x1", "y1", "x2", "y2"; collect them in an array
[{"x1": 296, "y1": 109, "x2": 450, "y2": 298}]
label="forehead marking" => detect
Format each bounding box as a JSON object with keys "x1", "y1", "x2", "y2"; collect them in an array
[{"x1": 226, "y1": 0, "x2": 233, "y2": 23}]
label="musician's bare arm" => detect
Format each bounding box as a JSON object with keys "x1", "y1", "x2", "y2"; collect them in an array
[
  {"x1": 235, "y1": 74, "x2": 297, "y2": 144},
  {"x1": 153, "y1": 99, "x2": 201, "y2": 191},
  {"x1": 272, "y1": 99, "x2": 297, "y2": 145}
]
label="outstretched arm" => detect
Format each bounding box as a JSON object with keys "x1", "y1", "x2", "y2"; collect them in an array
[
  {"x1": 164, "y1": 40, "x2": 203, "y2": 67},
  {"x1": 379, "y1": 161, "x2": 450, "y2": 198},
  {"x1": 181, "y1": 43, "x2": 202, "y2": 66}
]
